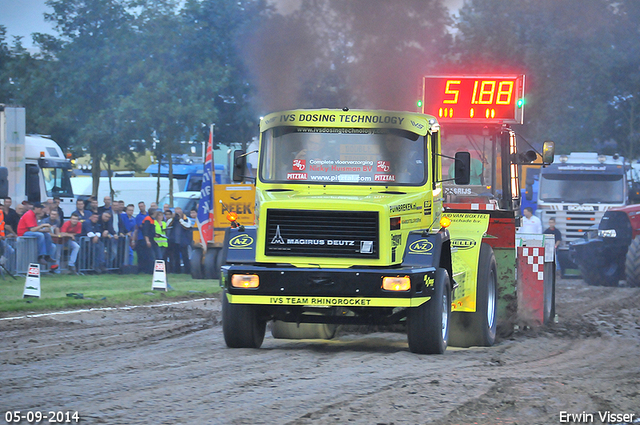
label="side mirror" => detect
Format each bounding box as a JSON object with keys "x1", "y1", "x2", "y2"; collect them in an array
[
  {"x1": 525, "y1": 183, "x2": 533, "y2": 201},
  {"x1": 0, "y1": 167, "x2": 7, "y2": 199},
  {"x1": 232, "y1": 150, "x2": 246, "y2": 183},
  {"x1": 542, "y1": 141, "x2": 555, "y2": 164},
  {"x1": 454, "y1": 152, "x2": 471, "y2": 185}
]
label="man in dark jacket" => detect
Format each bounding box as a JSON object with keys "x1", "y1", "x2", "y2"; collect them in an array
[
  {"x1": 81, "y1": 211, "x2": 106, "y2": 272},
  {"x1": 139, "y1": 207, "x2": 157, "y2": 274}
]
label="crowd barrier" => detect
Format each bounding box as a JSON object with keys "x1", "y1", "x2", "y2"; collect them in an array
[{"x1": 1, "y1": 235, "x2": 132, "y2": 276}]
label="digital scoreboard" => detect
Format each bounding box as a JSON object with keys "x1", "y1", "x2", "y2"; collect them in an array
[{"x1": 422, "y1": 75, "x2": 525, "y2": 124}]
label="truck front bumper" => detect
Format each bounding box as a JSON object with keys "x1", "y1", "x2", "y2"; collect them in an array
[{"x1": 222, "y1": 264, "x2": 437, "y2": 308}]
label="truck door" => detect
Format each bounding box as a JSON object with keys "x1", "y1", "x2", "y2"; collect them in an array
[{"x1": 26, "y1": 164, "x2": 41, "y2": 203}]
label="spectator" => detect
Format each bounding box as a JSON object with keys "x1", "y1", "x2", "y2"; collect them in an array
[
  {"x1": 0, "y1": 201, "x2": 15, "y2": 266},
  {"x1": 140, "y1": 207, "x2": 157, "y2": 274},
  {"x1": 17, "y1": 203, "x2": 57, "y2": 269},
  {"x1": 53, "y1": 197, "x2": 65, "y2": 221},
  {"x1": 174, "y1": 207, "x2": 193, "y2": 274},
  {"x1": 44, "y1": 198, "x2": 56, "y2": 218},
  {"x1": 42, "y1": 209, "x2": 62, "y2": 268},
  {"x1": 3, "y1": 197, "x2": 19, "y2": 236},
  {"x1": 153, "y1": 209, "x2": 167, "y2": 262},
  {"x1": 59, "y1": 213, "x2": 82, "y2": 274},
  {"x1": 109, "y1": 200, "x2": 125, "y2": 238},
  {"x1": 101, "y1": 211, "x2": 119, "y2": 268},
  {"x1": 135, "y1": 201, "x2": 148, "y2": 273},
  {"x1": 88, "y1": 197, "x2": 99, "y2": 215},
  {"x1": 74, "y1": 198, "x2": 92, "y2": 222},
  {"x1": 15, "y1": 204, "x2": 26, "y2": 219},
  {"x1": 41, "y1": 209, "x2": 62, "y2": 233},
  {"x1": 165, "y1": 210, "x2": 177, "y2": 272},
  {"x1": 121, "y1": 204, "x2": 136, "y2": 265},
  {"x1": 81, "y1": 211, "x2": 106, "y2": 272},
  {"x1": 163, "y1": 203, "x2": 171, "y2": 213},
  {"x1": 544, "y1": 218, "x2": 563, "y2": 275},
  {"x1": 189, "y1": 209, "x2": 197, "y2": 226},
  {"x1": 98, "y1": 196, "x2": 112, "y2": 216},
  {"x1": 519, "y1": 207, "x2": 542, "y2": 234}
]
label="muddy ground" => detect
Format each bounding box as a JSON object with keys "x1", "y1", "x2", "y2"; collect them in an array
[{"x1": 1, "y1": 277, "x2": 639, "y2": 425}]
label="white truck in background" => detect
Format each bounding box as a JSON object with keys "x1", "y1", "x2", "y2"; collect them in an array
[
  {"x1": 71, "y1": 176, "x2": 181, "y2": 213},
  {"x1": 0, "y1": 105, "x2": 76, "y2": 215},
  {"x1": 537, "y1": 152, "x2": 627, "y2": 276}
]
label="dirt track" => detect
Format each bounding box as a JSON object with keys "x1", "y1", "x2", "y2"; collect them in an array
[{"x1": 1, "y1": 278, "x2": 639, "y2": 425}]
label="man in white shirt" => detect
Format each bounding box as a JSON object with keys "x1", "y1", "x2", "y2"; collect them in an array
[{"x1": 520, "y1": 207, "x2": 542, "y2": 233}]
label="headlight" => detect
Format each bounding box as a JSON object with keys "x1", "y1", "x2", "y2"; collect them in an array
[
  {"x1": 382, "y1": 276, "x2": 411, "y2": 291},
  {"x1": 598, "y1": 229, "x2": 617, "y2": 238},
  {"x1": 231, "y1": 274, "x2": 260, "y2": 288}
]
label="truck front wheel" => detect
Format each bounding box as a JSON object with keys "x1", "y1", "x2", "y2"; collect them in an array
[
  {"x1": 449, "y1": 243, "x2": 498, "y2": 347},
  {"x1": 222, "y1": 291, "x2": 266, "y2": 348},
  {"x1": 407, "y1": 267, "x2": 451, "y2": 354}
]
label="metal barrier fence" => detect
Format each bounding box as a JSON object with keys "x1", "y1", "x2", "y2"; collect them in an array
[
  {"x1": 77, "y1": 235, "x2": 131, "y2": 274},
  {"x1": 2, "y1": 235, "x2": 131, "y2": 276}
]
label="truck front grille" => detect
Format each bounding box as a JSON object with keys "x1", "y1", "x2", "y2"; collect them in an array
[{"x1": 265, "y1": 209, "x2": 379, "y2": 259}]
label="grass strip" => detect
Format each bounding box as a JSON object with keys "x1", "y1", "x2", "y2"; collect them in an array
[{"x1": 0, "y1": 273, "x2": 220, "y2": 314}]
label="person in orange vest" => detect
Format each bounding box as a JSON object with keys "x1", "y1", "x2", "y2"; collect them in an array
[{"x1": 0, "y1": 204, "x2": 15, "y2": 265}]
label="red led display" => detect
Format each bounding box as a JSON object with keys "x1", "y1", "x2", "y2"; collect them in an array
[{"x1": 422, "y1": 75, "x2": 525, "y2": 124}]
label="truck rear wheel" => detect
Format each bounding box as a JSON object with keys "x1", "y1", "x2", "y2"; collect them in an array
[
  {"x1": 204, "y1": 248, "x2": 220, "y2": 279},
  {"x1": 449, "y1": 243, "x2": 497, "y2": 347},
  {"x1": 271, "y1": 321, "x2": 337, "y2": 340},
  {"x1": 406, "y1": 267, "x2": 450, "y2": 354},
  {"x1": 625, "y1": 236, "x2": 640, "y2": 287},
  {"x1": 222, "y1": 290, "x2": 266, "y2": 348},
  {"x1": 190, "y1": 247, "x2": 203, "y2": 279}
]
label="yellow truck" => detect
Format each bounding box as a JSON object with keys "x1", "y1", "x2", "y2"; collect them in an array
[{"x1": 220, "y1": 109, "x2": 497, "y2": 354}]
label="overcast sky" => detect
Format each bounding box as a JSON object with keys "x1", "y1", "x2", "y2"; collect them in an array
[{"x1": 0, "y1": 0, "x2": 464, "y2": 50}]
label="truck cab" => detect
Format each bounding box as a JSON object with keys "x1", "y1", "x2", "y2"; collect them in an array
[{"x1": 220, "y1": 109, "x2": 495, "y2": 354}]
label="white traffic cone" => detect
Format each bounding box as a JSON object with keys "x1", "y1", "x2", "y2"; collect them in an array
[
  {"x1": 152, "y1": 260, "x2": 168, "y2": 291},
  {"x1": 23, "y1": 263, "x2": 41, "y2": 298}
]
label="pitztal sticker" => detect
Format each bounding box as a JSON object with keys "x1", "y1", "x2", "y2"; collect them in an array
[
  {"x1": 287, "y1": 173, "x2": 307, "y2": 180},
  {"x1": 229, "y1": 234, "x2": 254, "y2": 249},
  {"x1": 409, "y1": 239, "x2": 434, "y2": 254}
]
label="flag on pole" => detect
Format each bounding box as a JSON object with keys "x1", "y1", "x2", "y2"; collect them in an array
[{"x1": 197, "y1": 124, "x2": 215, "y2": 245}]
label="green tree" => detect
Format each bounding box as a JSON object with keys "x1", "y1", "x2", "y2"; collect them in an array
[
  {"x1": 452, "y1": 0, "x2": 620, "y2": 153},
  {"x1": 40, "y1": 0, "x2": 138, "y2": 195}
]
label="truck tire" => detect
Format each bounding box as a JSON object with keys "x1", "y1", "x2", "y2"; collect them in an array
[
  {"x1": 406, "y1": 267, "x2": 450, "y2": 354},
  {"x1": 625, "y1": 236, "x2": 640, "y2": 287},
  {"x1": 190, "y1": 247, "x2": 203, "y2": 279},
  {"x1": 271, "y1": 321, "x2": 337, "y2": 340},
  {"x1": 204, "y1": 248, "x2": 220, "y2": 279},
  {"x1": 222, "y1": 290, "x2": 266, "y2": 348},
  {"x1": 449, "y1": 243, "x2": 497, "y2": 347},
  {"x1": 580, "y1": 261, "x2": 622, "y2": 287}
]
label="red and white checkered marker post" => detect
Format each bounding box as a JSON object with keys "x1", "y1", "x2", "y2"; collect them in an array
[
  {"x1": 23, "y1": 263, "x2": 41, "y2": 298},
  {"x1": 152, "y1": 260, "x2": 168, "y2": 291},
  {"x1": 517, "y1": 246, "x2": 545, "y2": 325}
]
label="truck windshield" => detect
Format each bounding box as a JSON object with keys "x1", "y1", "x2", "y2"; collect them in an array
[
  {"x1": 539, "y1": 173, "x2": 624, "y2": 203},
  {"x1": 42, "y1": 166, "x2": 74, "y2": 198},
  {"x1": 260, "y1": 127, "x2": 426, "y2": 185},
  {"x1": 440, "y1": 129, "x2": 500, "y2": 201}
]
